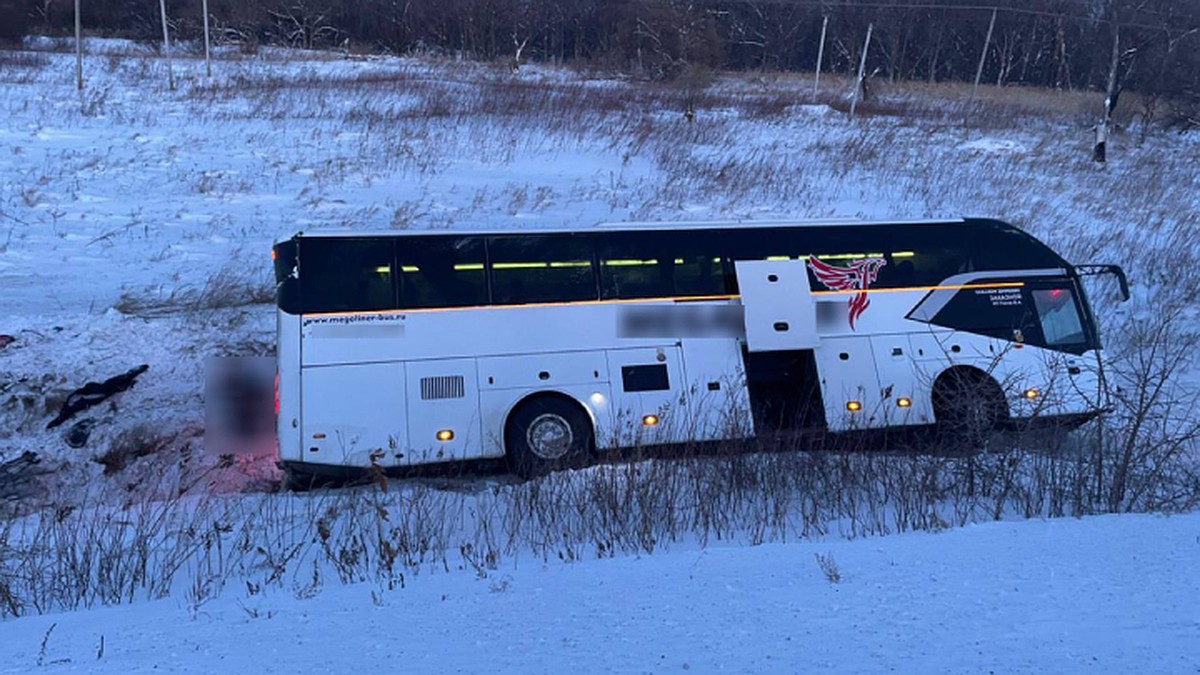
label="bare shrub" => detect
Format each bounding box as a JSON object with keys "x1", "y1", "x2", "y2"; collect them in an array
[
  {"x1": 815, "y1": 552, "x2": 841, "y2": 584},
  {"x1": 113, "y1": 259, "x2": 273, "y2": 318},
  {"x1": 0, "y1": 50, "x2": 50, "y2": 69}
]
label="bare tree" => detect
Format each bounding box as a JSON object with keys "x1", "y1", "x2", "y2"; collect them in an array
[{"x1": 268, "y1": 0, "x2": 343, "y2": 50}]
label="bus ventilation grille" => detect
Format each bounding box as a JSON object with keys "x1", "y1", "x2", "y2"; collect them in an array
[{"x1": 421, "y1": 375, "x2": 465, "y2": 400}]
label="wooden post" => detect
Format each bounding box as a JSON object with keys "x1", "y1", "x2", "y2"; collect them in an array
[
  {"x1": 971, "y1": 8, "x2": 997, "y2": 102},
  {"x1": 74, "y1": 0, "x2": 82, "y2": 91},
  {"x1": 159, "y1": 0, "x2": 175, "y2": 91},
  {"x1": 812, "y1": 15, "x2": 828, "y2": 100},
  {"x1": 849, "y1": 23, "x2": 872, "y2": 120},
  {"x1": 202, "y1": 0, "x2": 212, "y2": 77}
]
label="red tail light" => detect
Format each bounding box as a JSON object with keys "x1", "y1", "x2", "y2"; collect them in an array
[{"x1": 274, "y1": 372, "x2": 280, "y2": 417}]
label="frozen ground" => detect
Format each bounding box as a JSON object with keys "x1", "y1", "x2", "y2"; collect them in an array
[
  {"x1": 1, "y1": 511, "x2": 1197, "y2": 674},
  {"x1": 1, "y1": 41, "x2": 1199, "y2": 665},
  {"x1": 2, "y1": 42, "x2": 1198, "y2": 475}
]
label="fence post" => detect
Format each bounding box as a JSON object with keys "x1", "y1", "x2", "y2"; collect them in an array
[
  {"x1": 202, "y1": 0, "x2": 212, "y2": 77},
  {"x1": 74, "y1": 0, "x2": 82, "y2": 91},
  {"x1": 159, "y1": 0, "x2": 175, "y2": 91},
  {"x1": 812, "y1": 15, "x2": 828, "y2": 101},
  {"x1": 849, "y1": 23, "x2": 872, "y2": 120},
  {"x1": 971, "y1": 8, "x2": 998, "y2": 102}
]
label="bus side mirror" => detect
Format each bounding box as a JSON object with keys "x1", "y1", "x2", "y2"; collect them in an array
[{"x1": 1075, "y1": 264, "x2": 1129, "y2": 302}]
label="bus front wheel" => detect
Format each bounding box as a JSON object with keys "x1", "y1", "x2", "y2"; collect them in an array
[
  {"x1": 505, "y1": 396, "x2": 594, "y2": 478},
  {"x1": 932, "y1": 368, "x2": 1008, "y2": 450}
]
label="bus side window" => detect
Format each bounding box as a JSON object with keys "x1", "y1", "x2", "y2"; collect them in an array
[
  {"x1": 398, "y1": 236, "x2": 487, "y2": 309},
  {"x1": 489, "y1": 234, "x2": 598, "y2": 305},
  {"x1": 598, "y1": 231, "x2": 727, "y2": 300},
  {"x1": 300, "y1": 238, "x2": 397, "y2": 313}
]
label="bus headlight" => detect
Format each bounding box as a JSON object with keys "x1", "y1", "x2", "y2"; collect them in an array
[{"x1": 642, "y1": 414, "x2": 660, "y2": 426}]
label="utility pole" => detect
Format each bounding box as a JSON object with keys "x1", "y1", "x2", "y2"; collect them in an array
[
  {"x1": 202, "y1": 0, "x2": 212, "y2": 77},
  {"x1": 74, "y1": 0, "x2": 82, "y2": 91},
  {"x1": 159, "y1": 0, "x2": 175, "y2": 91},
  {"x1": 849, "y1": 23, "x2": 872, "y2": 121},
  {"x1": 812, "y1": 15, "x2": 828, "y2": 100},
  {"x1": 971, "y1": 8, "x2": 998, "y2": 103}
]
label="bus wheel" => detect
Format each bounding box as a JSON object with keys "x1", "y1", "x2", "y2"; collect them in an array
[
  {"x1": 932, "y1": 369, "x2": 1008, "y2": 451},
  {"x1": 505, "y1": 397, "x2": 594, "y2": 478}
]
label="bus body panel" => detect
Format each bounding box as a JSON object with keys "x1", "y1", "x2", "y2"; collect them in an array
[
  {"x1": 677, "y1": 337, "x2": 755, "y2": 442},
  {"x1": 404, "y1": 358, "x2": 484, "y2": 464},
  {"x1": 814, "y1": 336, "x2": 883, "y2": 431},
  {"x1": 277, "y1": 312, "x2": 302, "y2": 462},
  {"x1": 870, "y1": 335, "x2": 933, "y2": 426},
  {"x1": 301, "y1": 361, "x2": 407, "y2": 467},
  {"x1": 603, "y1": 345, "x2": 687, "y2": 446}
]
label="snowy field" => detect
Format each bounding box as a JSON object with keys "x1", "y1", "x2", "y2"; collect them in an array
[
  {"x1": 2, "y1": 41, "x2": 1198, "y2": 475},
  {"x1": 1, "y1": 512, "x2": 1197, "y2": 674},
  {"x1": 2, "y1": 40, "x2": 1199, "y2": 669}
]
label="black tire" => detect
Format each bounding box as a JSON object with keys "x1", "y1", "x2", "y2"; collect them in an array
[
  {"x1": 505, "y1": 396, "x2": 594, "y2": 478},
  {"x1": 931, "y1": 369, "x2": 1008, "y2": 452}
]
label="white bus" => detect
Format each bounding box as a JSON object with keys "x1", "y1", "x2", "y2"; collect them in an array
[{"x1": 272, "y1": 218, "x2": 1127, "y2": 482}]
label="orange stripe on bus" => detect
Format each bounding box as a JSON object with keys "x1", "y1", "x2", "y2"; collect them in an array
[{"x1": 302, "y1": 282, "x2": 1024, "y2": 318}]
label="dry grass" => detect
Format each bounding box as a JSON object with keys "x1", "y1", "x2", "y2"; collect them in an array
[
  {"x1": 113, "y1": 259, "x2": 273, "y2": 318},
  {"x1": 2, "y1": 361, "x2": 1195, "y2": 618}
]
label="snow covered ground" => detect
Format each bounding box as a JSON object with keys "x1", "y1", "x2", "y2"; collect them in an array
[
  {"x1": 1, "y1": 511, "x2": 1197, "y2": 674},
  {"x1": 3, "y1": 41, "x2": 1198, "y2": 474},
  {"x1": 2, "y1": 40, "x2": 1199, "y2": 668}
]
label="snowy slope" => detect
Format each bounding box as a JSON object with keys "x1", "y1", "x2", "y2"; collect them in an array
[
  {"x1": 3, "y1": 43, "x2": 1199, "y2": 475},
  {"x1": 2, "y1": 42, "x2": 1199, "y2": 667},
  {"x1": 1, "y1": 512, "x2": 1197, "y2": 674}
]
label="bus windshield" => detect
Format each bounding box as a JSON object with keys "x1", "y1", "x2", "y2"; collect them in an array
[{"x1": 1031, "y1": 287, "x2": 1087, "y2": 347}]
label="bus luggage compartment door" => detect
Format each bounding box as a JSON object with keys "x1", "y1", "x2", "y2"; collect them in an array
[
  {"x1": 814, "y1": 336, "x2": 883, "y2": 432},
  {"x1": 734, "y1": 260, "x2": 819, "y2": 352},
  {"x1": 606, "y1": 346, "x2": 686, "y2": 447},
  {"x1": 301, "y1": 362, "x2": 407, "y2": 467},
  {"x1": 404, "y1": 358, "x2": 483, "y2": 464}
]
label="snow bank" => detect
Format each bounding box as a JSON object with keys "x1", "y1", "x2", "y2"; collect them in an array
[{"x1": 1, "y1": 512, "x2": 1196, "y2": 673}]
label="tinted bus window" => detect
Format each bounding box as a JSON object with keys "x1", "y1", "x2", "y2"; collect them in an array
[
  {"x1": 398, "y1": 236, "x2": 488, "y2": 309},
  {"x1": 928, "y1": 282, "x2": 1040, "y2": 344},
  {"x1": 489, "y1": 234, "x2": 598, "y2": 305},
  {"x1": 723, "y1": 225, "x2": 970, "y2": 290},
  {"x1": 598, "y1": 231, "x2": 729, "y2": 299},
  {"x1": 970, "y1": 224, "x2": 1065, "y2": 271},
  {"x1": 300, "y1": 238, "x2": 396, "y2": 313},
  {"x1": 925, "y1": 278, "x2": 1093, "y2": 354}
]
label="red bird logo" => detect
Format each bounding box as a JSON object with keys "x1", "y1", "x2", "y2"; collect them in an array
[{"x1": 807, "y1": 256, "x2": 887, "y2": 330}]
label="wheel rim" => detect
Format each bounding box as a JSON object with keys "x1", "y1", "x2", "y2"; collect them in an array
[{"x1": 526, "y1": 413, "x2": 574, "y2": 460}]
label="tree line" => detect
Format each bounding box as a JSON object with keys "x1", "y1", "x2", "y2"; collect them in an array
[{"x1": 2, "y1": 0, "x2": 1198, "y2": 125}]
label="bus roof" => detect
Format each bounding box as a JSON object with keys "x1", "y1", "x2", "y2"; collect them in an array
[{"x1": 287, "y1": 218, "x2": 970, "y2": 241}]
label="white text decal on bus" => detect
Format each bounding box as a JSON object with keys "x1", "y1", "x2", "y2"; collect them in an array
[
  {"x1": 807, "y1": 256, "x2": 887, "y2": 330},
  {"x1": 302, "y1": 313, "x2": 406, "y2": 339},
  {"x1": 302, "y1": 313, "x2": 406, "y2": 327},
  {"x1": 974, "y1": 287, "x2": 1023, "y2": 307}
]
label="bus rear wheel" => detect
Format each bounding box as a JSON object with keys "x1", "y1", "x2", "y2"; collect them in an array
[
  {"x1": 932, "y1": 369, "x2": 1008, "y2": 451},
  {"x1": 505, "y1": 397, "x2": 593, "y2": 478}
]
